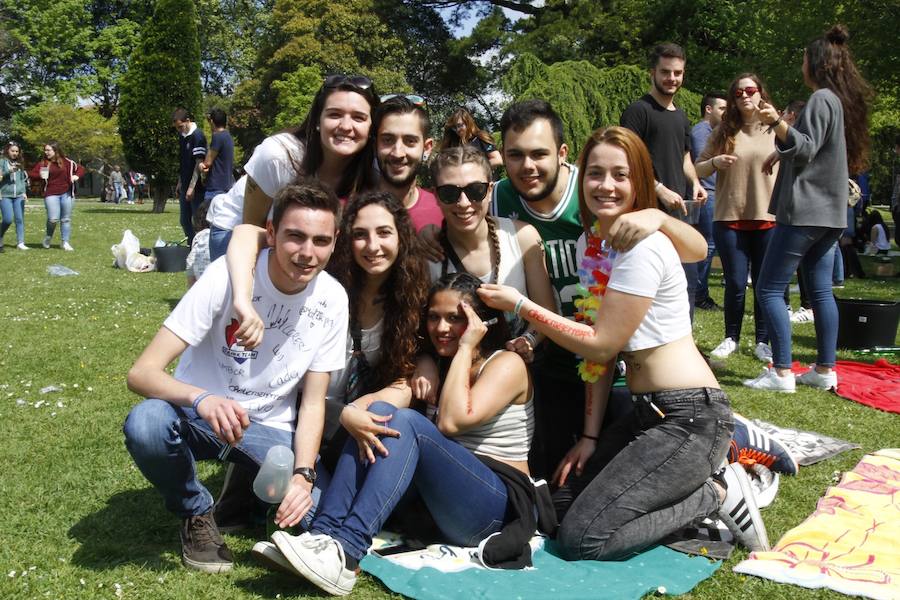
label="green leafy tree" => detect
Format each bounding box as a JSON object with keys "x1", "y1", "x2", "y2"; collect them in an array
[
  {"x1": 232, "y1": 0, "x2": 410, "y2": 148},
  {"x1": 12, "y1": 101, "x2": 124, "y2": 171},
  {"x1": 503, "y1": 54, "x2": 700, "y2": 157},
  {"x1": 118, "y1": 0, "x2": 202, "y2": 212}
]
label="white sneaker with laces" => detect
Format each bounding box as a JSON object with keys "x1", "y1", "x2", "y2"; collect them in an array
[
  {"x1": 16, "y1": 243, "x2": 28, "y2": 250},
  {"x1": 42, "y1": 235, "x2": 51, "y2": 249},
  {"x1": 716, "y1": 463, "x2": 770, "y2": 552},
  {"x1": 711, "y1": 337, "x2": 737, "y2": 359},
  {"x1": 272, "y1": 531, "x2": 356, "y2": 596},
  {"x1": 790, "y1": 307, "x2": 814, "y2": 323},
  {"x1": 743, "y1": 367, "x2": 796, "y2": 393},
  {"x1": 754, "y1": 342, "x2": 773, "y2": 363},
  {"x1": 796, "y1": 364, "x2": 837, "y2": 391},
  {"x1": 62, "y1": 242, "x2": 74, "y2": 251}
]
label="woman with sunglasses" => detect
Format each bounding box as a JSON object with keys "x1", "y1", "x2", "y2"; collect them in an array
[
  {"x1": 428, "y1": 146, "x2": 556, "y2": 362},
  {"x1": 264, "y1": 273, "x2": 533, "y2": 595},
  {"x1": 694, "y1": 74, "x2": 779, "y2": 363},
  {"x1": 439, "y1": 107, "x2": 503, "y2": 169},
  {"x1": 0, "y1": 142, "x2": 29, "y2": 251},
  {"x1": 746, "y1": 25, "x2": 872, "y2": 393},
  {"x1": 207, "y1": 74, "x2": 380, "y2": 261},
  {"x1": 478, "y1": 126, "x2": 768, "y2": 561}
]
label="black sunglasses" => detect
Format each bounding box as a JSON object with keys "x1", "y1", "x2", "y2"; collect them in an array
[
  {"x1": 435, "y1": 182, "x2": 489, "y2": 205},
  {"x1": 323, "y1": 74, "x2": 374, "y2": 92},
  {"x1": 380, "y1": 93, "x2": 427, "y2": 108}
]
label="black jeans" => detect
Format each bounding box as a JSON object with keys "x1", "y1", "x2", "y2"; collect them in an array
[{"x1": 553, "y1": 388, "x2": 733, "y2": 561}]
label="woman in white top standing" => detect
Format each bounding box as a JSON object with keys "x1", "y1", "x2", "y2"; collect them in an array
[
  {"x1": 479, "y1": 126, "x2": 768, "y2": 560},
  {"x1": 207, "y1": 75, "x2": 380, "y2": 261}
]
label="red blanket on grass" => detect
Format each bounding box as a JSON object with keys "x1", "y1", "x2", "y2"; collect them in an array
[{"x1": 793, "y1": 359, "x2": 900, "y2": 413}]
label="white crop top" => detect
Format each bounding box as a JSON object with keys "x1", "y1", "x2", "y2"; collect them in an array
[
  {"x1": 576, "y1": 231, "x2": 691, "y2": 352},
  {"x1": 452, "y1": 351, "x2": 534, "y2": 462}
]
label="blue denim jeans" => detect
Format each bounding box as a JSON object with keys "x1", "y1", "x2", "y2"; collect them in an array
[
  {"x1": 208, "y1": 225, "x2": 232, "y2": 263},
  {"x1": 123, "y1": 398, "x2": 328, "y2": 526},
  {"x1": 0, "y1": 195, "x2": 25, "y2": 245},
  {"x1": 756, "y1": 224, "x2": 843, "y2": 369},
  {"x1": 553, "y1": 388, "x2": 733, "y2": 561},
  {"x1": 311, "y1": 402, "x2": 508, "y2": 561},
  {"x1": 713, "y1": 223, "x2": 773, "y2": 345},
  {"x1": 832, "y1": 242, "x2": 844, "y2": 285},
  {"x1": 44, "y1": 193, "x2": 73, "y2": 242},
  {"x1": 113, "y1": 183, "x2": 124, "y2": 204},
  {"x1": 696, "y1": 196, "x2": 716, "y2": 301},
  {"x1": 179, "y1": 187, "x2": 202, "y2": 243}
]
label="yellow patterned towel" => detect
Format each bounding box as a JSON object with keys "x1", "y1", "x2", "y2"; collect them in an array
[{"x1": 735, "y1": 449, "x2": 900, "y2": 600}]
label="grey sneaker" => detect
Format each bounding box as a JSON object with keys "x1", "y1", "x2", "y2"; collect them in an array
[
  {"x1": 180, "y1": 511, "x2": 234, "y2": 573},
  {"x1": 42, "y1": 235, "x2": 51, "y2": 249},
  {"x1": 716, "y1": 463, "x2": 770, "y2": 552},
  {"x1": 272, "y1": 531, "x2": 357, "y2": 596}
]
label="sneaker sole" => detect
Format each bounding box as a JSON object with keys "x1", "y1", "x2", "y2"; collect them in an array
[
  {"x1": 181, "y1": 553, "x2": 233, "y2": 573},
  {"x1": 720, "y1": 465, "x2": 770, "y2": 552},
  {"x1": 272, "y1": 531, "x2": 353, "y2": 596},
  {"x1": 251, "y1": 541, "x2": 300, "y2": 576}
]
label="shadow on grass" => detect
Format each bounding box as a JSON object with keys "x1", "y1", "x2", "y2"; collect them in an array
[
  {"x1": 166, "y1": 298, "x2": 181, "y2": 311},
  {"x1": 233, "y1": 570, "x2": 332, "y2": 598},
  {"x1": 68, "y1": 488, "x2": 183, "y2": 571},
  {"x1": 82, "y1": 208, "x2": 159, "y2": 215}
]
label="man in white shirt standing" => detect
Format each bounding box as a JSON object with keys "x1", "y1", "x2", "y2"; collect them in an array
[{"x1": 124, "y1": 179, "x2": 348, "y2": 574}]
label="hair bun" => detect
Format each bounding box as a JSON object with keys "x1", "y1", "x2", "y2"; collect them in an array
[{"x1": 826, "y1": 24, "x2": 849, "y2": 45}]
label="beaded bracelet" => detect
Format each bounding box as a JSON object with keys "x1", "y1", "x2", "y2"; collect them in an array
[{"x1": 192, "y1": 391, "x2": 213, "y2": 411}]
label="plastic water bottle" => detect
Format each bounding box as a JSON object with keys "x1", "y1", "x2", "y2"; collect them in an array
[{"x1": 252, "y1": 445, "x2": 294, "y2": 504}]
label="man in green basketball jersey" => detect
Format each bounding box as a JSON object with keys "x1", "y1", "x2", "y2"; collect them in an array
[{"x1": 491, "y1": 100, "x2": 706, "y2": 481}]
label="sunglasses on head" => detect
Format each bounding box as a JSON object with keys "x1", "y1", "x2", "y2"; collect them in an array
[
  {"x1": 323, "y1": 74, "x2": 373, "y2": 92},
  {"x1": 380, "y1": 93, "x2": 427, "y2": 108},
  {"x1": 734, "y1": 86, "x2": 760, "y2": 98},
  {"x1": 435, "y1": 182, "x2": 489, "y2": 205}
]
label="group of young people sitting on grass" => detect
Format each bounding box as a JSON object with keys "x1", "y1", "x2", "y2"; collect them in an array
[{"x1": 122, "y1": 59, "x2": 820, "y2": 596}]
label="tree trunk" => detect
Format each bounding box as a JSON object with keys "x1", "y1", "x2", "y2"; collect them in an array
[{"x1": 152, "y1": 184, "x2": 168, "y2": 213}]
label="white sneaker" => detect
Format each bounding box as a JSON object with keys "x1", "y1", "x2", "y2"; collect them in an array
[
  {"x1": 711, "y1": 337, "x2": 737, "y2": 359},
  {"x1": 272, "y1": 531, "x2": 356, "y2": 596},
  {"x1": 42, "y1": 236, "x2": 51, "y2": 249},
  {"x1": 743, "y1": 367, "x2": 796, "y2": 393},
  {"x1": 251, "y1": 541, "x2": 300, "y2": 576},
  {"x1": 62, "y1": 242, "x2": 74, "y2": 251},
  {"x1": 754, "y1": 342, "x2": 773, "y2": 363},
  {"x1": 716, "y1": 463, "x2": 770, "y2": 552},
  {"x1": 790, "y1": 307, "x2": 814, "y2": 323},
  {"x1": 796, "y1": 364, "x2": 837, "y2": 391},
  {"x1": 16, "y1": 243, "x2": 28, "y2": 250}
]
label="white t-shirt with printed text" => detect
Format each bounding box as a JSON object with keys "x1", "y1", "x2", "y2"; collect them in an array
[{"x1": 164, "y1": 249, "x2": 348, "y2": 431}]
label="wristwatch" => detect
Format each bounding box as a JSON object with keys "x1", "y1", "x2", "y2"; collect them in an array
[{"x1": 292, "y1": 467, "x2": 317, "y2": 485}]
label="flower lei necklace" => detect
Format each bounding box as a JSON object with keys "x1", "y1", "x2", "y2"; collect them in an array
[{"x1": 573, "y1": 222, "x2": 616, "y2": 382}]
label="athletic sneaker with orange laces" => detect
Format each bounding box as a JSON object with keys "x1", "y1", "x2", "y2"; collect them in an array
[{"x1": 729, "y1": 413, "x2": 798, "y2": 475}]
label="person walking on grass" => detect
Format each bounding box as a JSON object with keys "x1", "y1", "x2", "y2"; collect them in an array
[
  {"x1": 28, "y1": 142, "x2": 84, "y2": 251},
  {"x1": 123, "y1": 180, "x2": 348, "y2": 574},
  {"x1": 173, "y1": 108, "x2": 207, "y2": 244},
  {"x1": 0, "y1": 142, "x2": 29, "y2": 251}
]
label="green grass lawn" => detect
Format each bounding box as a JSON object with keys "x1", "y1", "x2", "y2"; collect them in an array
[{"x1": 1, "y1": 198, "x2": 898, "y2": 599}]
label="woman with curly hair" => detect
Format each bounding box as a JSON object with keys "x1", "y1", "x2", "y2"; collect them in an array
[
  {"x1": 747, "y1": 25, "x2": 873, "y2": 392},
  {"x1": 694, "y1": 73, "x2": 779, "y2": 362},
  {"x1": 266, "y1": 272, "x2": 532, "y2": 595},
  {"x1": 439, "y1": 107, "x2": 503, "y2": 169}
]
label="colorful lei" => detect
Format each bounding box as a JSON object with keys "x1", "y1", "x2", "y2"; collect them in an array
[{"x1": 574, "y1": 223, "x2": 616, "y2": 382}]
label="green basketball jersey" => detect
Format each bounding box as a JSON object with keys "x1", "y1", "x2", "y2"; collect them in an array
[{"x1": 491, "y1": 164, "x2": 583, "y2": 380}]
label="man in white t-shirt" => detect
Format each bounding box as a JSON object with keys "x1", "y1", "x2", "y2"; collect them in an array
[{"x1": 124, "y1": 180, "x2": 348, "y2": 574}]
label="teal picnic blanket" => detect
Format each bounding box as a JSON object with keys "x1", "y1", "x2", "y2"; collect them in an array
[{"x1": 361, "y1": 542, "x2": 720, "y2": 599}]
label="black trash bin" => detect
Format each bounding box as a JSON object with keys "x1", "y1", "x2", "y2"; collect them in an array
[
  {"x1": 153, "y1": 245, "x2": 190, "y2": 272},
  {"x1": 836, "y1": 298, "x2": 900, "y2": 349}
]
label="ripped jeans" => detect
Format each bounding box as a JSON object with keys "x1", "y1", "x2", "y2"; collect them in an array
[
  {"x1": 553, "y1": 387, "x2": 733, "y2": 561},
  {"x1": 44, "y1": 193, "x2": 73, "y2": 242}
]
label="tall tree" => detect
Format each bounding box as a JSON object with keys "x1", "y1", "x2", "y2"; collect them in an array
[{"x1": 118, "y1": 0, "x2": 202, "y2": 212}]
